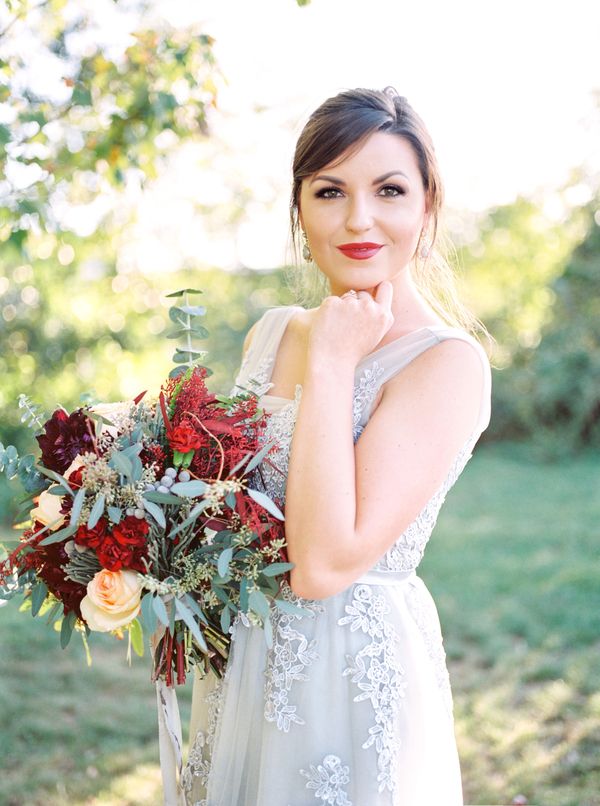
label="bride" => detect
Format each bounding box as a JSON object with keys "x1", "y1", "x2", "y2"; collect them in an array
[{"x1": 182, "y1": 86, "x2": 491, "y2": 805}]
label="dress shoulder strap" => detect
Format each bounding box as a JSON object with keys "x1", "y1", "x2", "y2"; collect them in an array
[
  {"x1": 356, "y1": 325, "x2": 492, "y2": 438},
  {"x1": 231, "y1": 306, "x2": 302, "y2": 397}
]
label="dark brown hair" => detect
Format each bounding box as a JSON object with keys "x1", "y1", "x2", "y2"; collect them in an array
[{"x1": 288, "y1": 87, "x2": 483, "y2": 335}]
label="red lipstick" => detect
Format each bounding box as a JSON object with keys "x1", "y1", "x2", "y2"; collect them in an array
[{"x1": 337, "y1": 242, "x2": 383, "y2": 260}]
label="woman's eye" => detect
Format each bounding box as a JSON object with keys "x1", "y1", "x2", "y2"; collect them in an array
[
  {"x1": 379, "y1": 184, "x2": 405, "y2": 197},
  {"x1": 315, "y1": 186, "x2": 343, "y2": 199}
]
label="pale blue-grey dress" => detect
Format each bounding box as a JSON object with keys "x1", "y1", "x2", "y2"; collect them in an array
[{"x1": 182, "y1": 305, "x2": 492, "y2": 806}]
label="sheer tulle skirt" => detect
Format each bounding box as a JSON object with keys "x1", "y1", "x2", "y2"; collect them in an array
[{"x1": 184, "y1": 574, "x2": 463, "y2": 806}]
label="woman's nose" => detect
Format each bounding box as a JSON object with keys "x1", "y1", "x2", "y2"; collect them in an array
[{"x1": 345, "y1": 195, "x2": 374, "y2": 233}]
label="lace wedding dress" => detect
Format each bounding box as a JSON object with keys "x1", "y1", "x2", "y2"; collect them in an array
[{"x1": 182, "y1": 305, "x2": 492, "y2": 806}]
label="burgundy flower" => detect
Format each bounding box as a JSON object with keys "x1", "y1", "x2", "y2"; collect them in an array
[
  {"x1": 169, "y1": 420, "x2": 204, "y2": 453},
  {"x1": 95, "y1": 541, "x2": 147, "y2": 573},
  {"x1": 24, "y1": 522, "x2": 87, "y2": 618},
  {"x1": 36, "y1": 408, "x2": 96, "y2": 474},
  {"x1": 112, "y1": 515, "x2": 150, "y2": 547},
  {"x1": 75, "y1": 517, "x2": 110, "y2": 550},
  {"x1": 89, "y1": 516, "x2": 150, "y2": 572}
]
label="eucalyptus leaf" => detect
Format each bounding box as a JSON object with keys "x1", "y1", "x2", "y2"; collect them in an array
[
  {"x1": 244, "y1": 441, "x2": 276, "y2": 474},
  {"x1": 174, "y1": 598, "x2": 208, "y2": 652},
  {"x1": 143, "y1": 490, "x2": 183, "y2": 505},
  {"x1": 153, "y1": 595, "x2": 170, "y2": 628},
  {"x1": 228, "y1": 452, "x2": 252, "y2": 477},
  {"x1": 31, "y1": 581, "x2": 48, "y2": 617},
  {"x1": 107, "y1": 506, "x2": 122, "y2": 524},
  {"x1": 217, "y1": 547, "x2": 233, "y2": 578},
  {"x1": 141, "y1": 592, "x2": 157, "y2": 633},
  {"x1": 220, "y1": 605, "x2": 231, "y2": 634},
  {"x1": 143, "y1": 499, "x2": 166, "y2": 528},
  {"x1": 129, "y1": 618, "x2": 144, "y2": 657},
  {"x1": 131, "y1": 455, "x2": 143, "y2": 482},
  {"x1": 36, "y1": 465, "x2": 74, "y2": 496},
  {"x1": 38, "y1": 523, "x2": 77, "y2": 546},
  {"x1": 169, "y1": 480, "x2": 207, "y2": 497},
  {"x1": 239, "y1": 578, "x2": 249, "y2": 612},
  {"x1": 60, "y1": 611, "x2": 76, "y2": 649},
  {"x1": 248, "y1": 589, "x2": 271, "y2": 621},
  {"x1": 178, "y1": 305, "x2": 206, "y2": 316},
  {"x1": 69, "y1": 486, "x2": 87, "y2": 527},
  {"x1": 121, "y1": 443, "x2": 143, "y2": 460},
  {"x1": 110, "y1": 450, "x2": 133, "y2": 478},
  {"x1": 168, "y1": 595, "x2": 176, "y2": 635},
  {"x1": 87, "y1": 493, "x2": 105, "y2": 529},
  {"x1": 183, "y1": 593, "x2": 209, "y2": 626},
  {"x1": 247, "y1": 488, "x2": 285, "y2": 521},
  {"x1": 168, "y1": 500, "x2": 210, "y2": 539},
  {"x1": 165, "y1": 288, "x2": 204, "y2": 298},
  {"x1": 261, "y1": 562, "x2": 294, "y2": 577}
]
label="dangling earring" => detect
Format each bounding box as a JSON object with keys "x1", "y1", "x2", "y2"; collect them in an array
[
  {"x1": 302, "y1": 231, "x2": 312, "y2": 262},
  {"x1": 419, "y1": 231, "x2": 431, "y2": 259}
]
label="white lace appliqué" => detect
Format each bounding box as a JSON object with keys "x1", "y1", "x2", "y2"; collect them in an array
[
  {"x1": 252, "y1": 384, "x2": 302, "y2": 507},
  {"x1": 338, "y1": 585, "x2": 407, "y2": 794},
  {"x1": 374, "y1": 438, "x2": 475, "y2": 572},
  {"x1": 352, "y1": 361, "x2": 384, "y2": 441},
  {"x1": 300, "y1": 754, "x2": 353, "y2": 805},
  {"x1": 231, "y1": 353, "x2": 275, "y2": 398},
  {"x1": 264, "y1": 583, "x2": 325, "y2": 732},
  {"x1": 181, "y1": 678, "x2": 224, "y2": 803},
  {"x1": 405, "y1": 580, "x2": 454, "y2": 716}
]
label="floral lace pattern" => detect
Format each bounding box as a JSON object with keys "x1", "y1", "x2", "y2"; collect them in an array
[
  {"x1": 352, "y1": 361, "x2": 384, "y2": 441},
  {"x1": 264, "y1": 582, "x2": 325, "y2": 732},
  {"x1": 251, "y1": 384, "x2": 303, "y2": 507},
  {"x1": 300, "y1": 754, "x2": 353, "y2": 805},
  {"x1": 374, "y1": 438, "x2": 475, "y2": 572},
  {"x1": 182, "y1": 678, "x2": 224, "y2": 803},
  {"x1": 405, "y1": 581, "x2": 454, "y2": 716},
  {"x1": 338, "y1": 585, "x2": 407, "y2": 794},
  {"x1": 231, "y1": 353, "x2": 275, "y2": 398}
]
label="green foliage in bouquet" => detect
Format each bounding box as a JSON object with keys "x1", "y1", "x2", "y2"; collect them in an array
[{"x1": 0, "y1": 289, "x2": 308, "y2": 686}]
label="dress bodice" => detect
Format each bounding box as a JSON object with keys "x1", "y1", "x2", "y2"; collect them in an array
[{"x1": 231, "y1": 305, "x2": 491, "y2": 574}]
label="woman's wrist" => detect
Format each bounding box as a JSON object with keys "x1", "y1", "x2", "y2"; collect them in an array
[{"x1": 304, "y1": 350, "x2": 357, "y2": 386}]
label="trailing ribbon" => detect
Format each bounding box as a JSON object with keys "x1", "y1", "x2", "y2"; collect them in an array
[{"x1": 156, "y1": 679, "x2": 186, "y2": 805}]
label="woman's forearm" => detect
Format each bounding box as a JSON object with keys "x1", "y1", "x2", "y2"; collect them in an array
[{"x1": 284, "y1": 356, "x2": 358, "y2": 597}]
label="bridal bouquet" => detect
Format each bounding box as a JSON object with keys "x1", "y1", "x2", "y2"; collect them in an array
[{"x1": 0, "y1": 290, "x2": 297, "y2": 686}]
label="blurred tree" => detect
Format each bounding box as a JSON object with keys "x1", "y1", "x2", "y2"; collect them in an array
[
  {"x1": 0, "y1": 0, "x2": 218, "y2": 250},
  {"x1": 490, "y1": 199, "x2": 600, "y2": 453},
  {"x1": 0, "y1": 1, "x2": 296, "y2": 525},
  {"x1": 456, "y1": 196, "x2": 579, "y2": 364}
]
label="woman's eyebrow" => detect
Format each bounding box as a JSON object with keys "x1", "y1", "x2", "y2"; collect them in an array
[{"x1": 310, "y1": 170, "x2": 409, "y2": 186}]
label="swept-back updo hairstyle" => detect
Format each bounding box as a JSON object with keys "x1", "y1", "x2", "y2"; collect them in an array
[{"x1": 287, "y1": 87, "x2": 483, "y2": 336}]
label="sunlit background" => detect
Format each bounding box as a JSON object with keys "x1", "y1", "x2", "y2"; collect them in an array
[{"x1": 1, "y1": 1, "x2": 599, "y2": 804}]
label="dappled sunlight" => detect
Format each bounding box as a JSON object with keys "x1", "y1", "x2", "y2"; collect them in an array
[{"x1": 83, "y1": 762, "x2": 162, "y2": 806}]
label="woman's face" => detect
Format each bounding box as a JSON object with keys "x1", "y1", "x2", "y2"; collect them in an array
[{"x1": 298, "y1": 131, "x2": 429, "y2": 296}]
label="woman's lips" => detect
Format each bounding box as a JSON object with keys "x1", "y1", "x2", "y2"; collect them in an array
[{"x1": 336, "y1": 243, "x2": 383, "y2": 260}]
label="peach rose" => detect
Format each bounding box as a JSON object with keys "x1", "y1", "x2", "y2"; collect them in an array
[
  {"x1": 80, "y1": 569, "x2": 142, "y2": 632},
  {"x1": 30, "y1": 487, "x2": 65, "y2": 530}
]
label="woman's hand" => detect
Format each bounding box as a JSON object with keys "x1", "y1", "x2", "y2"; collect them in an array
[{"x1": 307, "y1": 281, "x2": 395, "y2": 367}]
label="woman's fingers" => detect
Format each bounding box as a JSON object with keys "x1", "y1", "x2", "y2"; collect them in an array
[{"x1": 374, "y1": 280, "x2": 393, "y2": 311}]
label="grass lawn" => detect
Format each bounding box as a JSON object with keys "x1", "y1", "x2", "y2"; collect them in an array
[{"x1": 1, "y1": 441, "x2": 599, "y2": 805}]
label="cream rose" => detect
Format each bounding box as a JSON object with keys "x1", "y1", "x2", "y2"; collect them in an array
[
  {"x1": 90, "y1": 401, "x2": 131, "y2": 438},
  {"x1": 80, "y1": 569, "x2": 142, "y2": 632},
  {"x1": 30, "y1": 487, "x2": 65, "y2": 530},
  {"x1": 64, "y1": 454, "x2": 85, "y2": 479}
]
